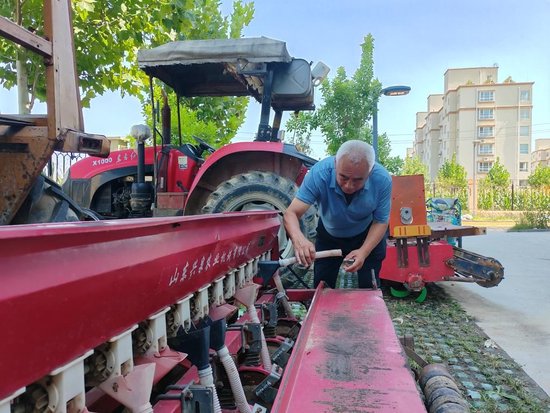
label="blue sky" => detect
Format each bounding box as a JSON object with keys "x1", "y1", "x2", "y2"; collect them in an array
[{"x1": 2, "y1": 0, "x2": 549, "y2": 159}]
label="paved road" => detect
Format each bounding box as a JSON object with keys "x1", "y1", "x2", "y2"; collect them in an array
[{"x1": 441, "y1": 229, "x2": 550, "y2": 397}]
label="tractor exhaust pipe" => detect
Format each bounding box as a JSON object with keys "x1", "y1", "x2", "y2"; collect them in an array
[
  {"x1": 161, "y1": 91, "x2": 171, "y2": 145},
  {"x1": 129, "y1": 125, "x2": 153, "y2": 217}
]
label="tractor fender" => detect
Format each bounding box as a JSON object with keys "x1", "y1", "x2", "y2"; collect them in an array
[{"x1": 184, "y1": 142, "x2": 317, "y2": 215}]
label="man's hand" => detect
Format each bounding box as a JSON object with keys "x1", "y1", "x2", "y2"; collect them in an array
[
  {"x1": 343, "y1": 222, "x2": 388, "y2": 272},
  {"x1": 292, "y1": 236, "x2": 316, "y2": 267},
  {"x1": 342, "y1": 249, "x2": 368, "y2": 272},
  {"x1": 283, "y1": 198, "x2": 316, "y2": 267}
]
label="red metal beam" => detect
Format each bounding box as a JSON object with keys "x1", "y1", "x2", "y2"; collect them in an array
[
  {"x1": 0, "y1": 212, "x2": 279, "y2": 400},
  {"x1": 271, "y1": 286, "x2": 427, "y2": 412},
  {"x1": 380, "y1": 241, "x2": 455, "y2": 285}
]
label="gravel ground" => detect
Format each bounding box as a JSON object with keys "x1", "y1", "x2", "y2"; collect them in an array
[{"x1": 283, "y1": 269, "x2": 550, "y2": 413}]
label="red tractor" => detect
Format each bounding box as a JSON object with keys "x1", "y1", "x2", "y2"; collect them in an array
[{"x1": 64, "y1": 37, "x2": 328, "y2": 258}]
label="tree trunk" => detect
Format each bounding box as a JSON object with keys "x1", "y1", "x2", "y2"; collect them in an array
[
  {"x1": 15, "y1": 0, "x2": 30, "y2": 115},
  {"x1": 16, "y1": 53, "x2": 30, "y2": 115}
]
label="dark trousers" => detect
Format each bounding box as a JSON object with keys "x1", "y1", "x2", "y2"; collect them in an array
[{"x1": 314, "y1": 220, "x2": 387, "y2": 289}]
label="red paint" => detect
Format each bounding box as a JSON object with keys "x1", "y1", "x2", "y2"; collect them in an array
[
  {"x1": 381, "y1": 241, "x2": 455, "y2": 288},
  {"x1": 271, "y1": 286, "x2": 427, "y2": 412},
  {"x1": 0, "y1": 212, "x2": 279, "y2": 400}
]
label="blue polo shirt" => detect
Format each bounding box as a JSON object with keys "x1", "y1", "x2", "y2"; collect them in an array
[{"x1": 296, "y1": 156, "x2": 392, "y2": 238}]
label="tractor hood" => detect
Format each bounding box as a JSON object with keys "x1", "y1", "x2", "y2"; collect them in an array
[{"x1": 137, "y1": 37, "x2": 315, "y2": 111}]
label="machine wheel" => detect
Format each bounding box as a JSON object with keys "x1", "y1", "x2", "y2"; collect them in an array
[
  {"x1": 11, "y1": 175, "x2": 84, "y2": 224},
  {"x1": 201, "y1": 171, "x2": 317, "y2": 264}
]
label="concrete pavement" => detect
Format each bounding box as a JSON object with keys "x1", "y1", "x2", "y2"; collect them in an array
[{"x1": 441, "y1": 229, "x2": 550, "y2": 396}]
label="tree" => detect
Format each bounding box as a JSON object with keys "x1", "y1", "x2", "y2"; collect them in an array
[
  {"x1": 436, "y1": 154, "x2": 468, "y2": 207},
  {"x1": 485, "y1": 157, "x2": 510, "y2": 189},
  {"x1": 285, "y1": 112, "x2": 315, "y2": 156},
  {"x1": 401, "y1": 156, "x2": 428, "y2": 177},
  {"x1": 283, "y1": 34, "x2": 399, "y2": 169},
  {"x1": 0, "y1": 0, "x2": 254, "y2": 120},
  {"x1": 528, "y1": 164, "x2": 550, "y2": 189},
  {"x1": 437, "y1": 154, "x2": 467, "y2": 187}
]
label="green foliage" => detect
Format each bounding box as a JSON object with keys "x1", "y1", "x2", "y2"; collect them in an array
[
  {"x1": 514, "y1": 210, "x2": 549, "y2": 230},
  {"x1": 436, "y1": 154, "x2": 468, "y2": 207},
  {"x1": 437, "y1": 154, "x2": 467, "y2": 186},
  {"x1": 285, "y1": 112, "x2": 316, "y2": 156},
  {"x1": 528, "y1": 164, "x2": 550, "y2": 188},
  {"x1": 147, "y1": 89, "x2": 249, "y2": 148},
  {"x1": 401, "y1": 156, "x2": 428, "y2": 177},
  {"x1": 0, "y1": 0, "x2": 254, "y2": 143},
  {"x1": 477, "y1": 185, "x2": 550, "y2": 211},
  {"x1": 377, "y1": 132, "x2": 403, "y2": 174},
  {"x1": 318, "y1": 36, "x2": 380, "y2": 154},
  {"x1": 282, "y1": 34, "x2": 399, "y2": 169},
  {"x1": 485, "y1": 158, "x2": 510, "y2": 188}
]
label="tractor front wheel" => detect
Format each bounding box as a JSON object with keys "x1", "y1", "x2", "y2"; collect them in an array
[{"x1": 201, "y1": 171, "x2": 317, "y2": 263}]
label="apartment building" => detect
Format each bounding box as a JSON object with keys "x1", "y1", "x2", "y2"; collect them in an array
[
  {"x1": 413, "y1": 67, "x2": 533, "y2": 186},
  {"x1": 531, "y1": 138, "x2": 550, "y2": 170}
]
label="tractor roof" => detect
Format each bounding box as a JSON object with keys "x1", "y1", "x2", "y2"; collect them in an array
[{"x1": 137, "y1": 37, "x2": 315, "y2": 111}]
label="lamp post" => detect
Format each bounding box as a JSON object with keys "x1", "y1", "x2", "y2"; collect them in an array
[{"x1": 372, "y1": 85, "x2": 411, "y2": 161}]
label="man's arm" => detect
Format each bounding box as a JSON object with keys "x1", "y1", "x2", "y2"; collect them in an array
[{"x1": 283, "y1": 198, "x2": 316, "y2": 266}]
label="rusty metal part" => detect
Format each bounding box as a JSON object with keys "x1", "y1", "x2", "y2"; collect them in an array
[
  {"x1": 420, "y1": 368, "x2": 470, "y2": 413},
  {"x1": 0, "y1": 123, "x2": 54, "y2": 225},
  {"x1": 419, "y1": 364, "x2": 456, "y2": 389},
  {"x1": 0, "y1": 0, "x2": 109, "y2": 225},
  {"x1": 446, "y1": 247, "x2": 504, "y2": 287},
  {"x1": 428, "y1": 221, "x2": 487, "y2": 239},
  {"x1": 399, "y1": 334, "x2": 428, "y2": 369}
]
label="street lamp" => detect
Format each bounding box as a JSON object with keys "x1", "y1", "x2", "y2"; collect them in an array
[{"x1": 372, "y1": 85, "x2": 411, "y2": 161}]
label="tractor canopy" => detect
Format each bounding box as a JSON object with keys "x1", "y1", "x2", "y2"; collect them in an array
[{"x1": 137, "y1": 37, "x2": 315, "y2": 111}]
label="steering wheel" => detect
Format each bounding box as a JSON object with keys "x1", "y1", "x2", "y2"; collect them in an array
[{"x1": 192, "y1": 135, "x2": 216, "y2": 156}]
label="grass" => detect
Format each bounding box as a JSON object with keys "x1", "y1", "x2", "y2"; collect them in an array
[{"x1": 384, "y1": 285, "x2": 550, "y2": 413}]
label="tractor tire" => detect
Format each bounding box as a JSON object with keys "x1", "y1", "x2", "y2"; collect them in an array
[
  {"x1": 11, "y1": 175, "x2": 93, "y2": 224},
  {"x1": 201, "y1": 171, "x2": 317, "y2": 269}
]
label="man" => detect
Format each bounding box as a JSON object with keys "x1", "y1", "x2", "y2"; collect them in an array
[{"x1": 283, "y1": 140, "x2": 392, "y2": 288}]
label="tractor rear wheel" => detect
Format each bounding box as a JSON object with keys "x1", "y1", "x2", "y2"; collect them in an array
[{"x1": 201, "y1": 171, "x2": 317, "y2": 265}]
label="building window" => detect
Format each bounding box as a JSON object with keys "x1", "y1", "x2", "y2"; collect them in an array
[
  {"x1": 519, "y1": 162, "x2": 529, "y2": 172},
  {"x1": 519, "y1": 179, "x2": 529, "y2": 187},
  {"x1": 478, "y1": 126, "x2": 494, "y2": 138},
  {"x1": 520, "y1": 126, "x2": 530, "y2": 136},
  {"x1": 478, "y1": 162, "x2": 493, "y2": 172},
  {"x1": 478, "y1": 90, "x2": 495, "y2": 102},
  {"x1": 520, "y1": 108, "x2": 530, "y2": 120},
  {"x1": 478, "y1": 143, "x2": 493, "y2": 155},
  {"x1": 478, "y1": 108, "x2": 494, "y2": 120},
  {"x1": 519, "y1": 144, "x2": 529, "y2": 154},
  {"x1": 520, "y1": 90, "x2": 530, "y2": 101}
]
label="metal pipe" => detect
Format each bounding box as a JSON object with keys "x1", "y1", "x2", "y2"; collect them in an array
[{"x1": 256, "y1": 69, "x2": 274, "y2": 142}]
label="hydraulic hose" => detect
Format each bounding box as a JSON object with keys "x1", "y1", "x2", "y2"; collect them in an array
[
  {"x1": 247, "y1": 303, "x2": 272, "y2": 371},
  {"x1": 217, "y1": 346, "x2": 251, "y2": 413},
  {"x1": 198, "y1": 365, "x2": 222, "y2": 413}
]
